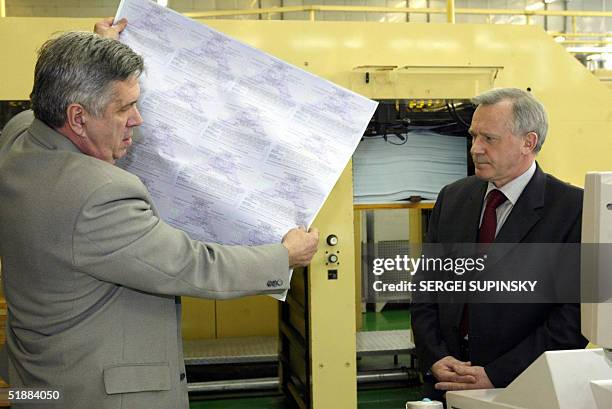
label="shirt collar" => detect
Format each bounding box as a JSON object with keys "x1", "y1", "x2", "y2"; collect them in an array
[{"x1": 485, "y1": 161, "x2": 536, "y2": 205}]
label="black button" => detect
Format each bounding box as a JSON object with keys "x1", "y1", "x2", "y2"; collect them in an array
[
  {"x1": 266, "y1": 279, "x2": 283, "y2": 288},
  {"x1": 180, "y1": 373, "x2": 186, "y2": 381}
]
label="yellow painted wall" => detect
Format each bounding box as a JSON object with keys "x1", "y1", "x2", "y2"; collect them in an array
[
  {"x1": 0, "y1": 18, "x2": 98, "y2": 100},
  {"x1": 181, "y1": 298, "x2": 216, "y2": 339}
]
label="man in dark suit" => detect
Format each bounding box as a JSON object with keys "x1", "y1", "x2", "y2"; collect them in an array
[{"x1": 411, "y1": 88, "x2": 587, "y2": 398}]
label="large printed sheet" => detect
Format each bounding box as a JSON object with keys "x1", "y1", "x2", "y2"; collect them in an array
[{"x1": 114, "y1": 0, "x2": 377, "y2": 250}]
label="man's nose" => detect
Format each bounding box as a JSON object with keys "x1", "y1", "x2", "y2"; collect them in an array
[
  {"x1": 471, "y1": 137, "x2": 483, "y2": 155},
  {"x1": 129, "y1": 106, "x2": 144, "y2": 127}
]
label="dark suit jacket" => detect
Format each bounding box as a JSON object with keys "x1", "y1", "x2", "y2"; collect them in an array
[{"x1": 411, "y1": 164, "x2": 588, "y2": 388}]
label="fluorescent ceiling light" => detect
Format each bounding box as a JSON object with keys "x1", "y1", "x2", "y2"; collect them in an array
[
  {"x1": 586, "y1": 54, "x2": 603, "y2": 61},
  {"x1": 566, "y1": 46, "x2": 612, "y2": 53},
  {"x1": 525, "y1": 2, "x2": 545, "y2": 11}
]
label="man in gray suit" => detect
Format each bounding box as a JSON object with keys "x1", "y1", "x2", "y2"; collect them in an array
[{"x1": 0, "y1": 23, "x2": 319, "y2": 409}]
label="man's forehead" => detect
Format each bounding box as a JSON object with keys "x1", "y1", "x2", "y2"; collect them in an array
[
  {"x1": 470, "y1": 103, "x2": 513, "y2": 134},
  {"x1": 482, "y1": 99, "x2": 513, "y2": 116},
  {"x1": 474, "y1": 101, "x2": 512, "y2": 121},
  {"x1": 110, "y1": 78, "x2": 140, "y2": 104}
]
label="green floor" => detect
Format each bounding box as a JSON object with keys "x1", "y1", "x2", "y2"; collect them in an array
[
  {"x1": 190, "y1": 396, "x2": 284, "y2": 409},
  {"x1": 190, "y1": 388, "x2": 421, "y2": 409},
  {"x1": 361, "y1": 307, "x2": 411, "y2": 332},
  {"x1": 189, "y1": 307, "x2": 418, "y2": 409}
]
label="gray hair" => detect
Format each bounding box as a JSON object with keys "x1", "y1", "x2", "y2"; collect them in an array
[
  {"x1": 472, "y1": 88, "x2": 548, "y2": 153},
  {"x1": 30, "y1": 31, "x2": 144, "y2": 128}
]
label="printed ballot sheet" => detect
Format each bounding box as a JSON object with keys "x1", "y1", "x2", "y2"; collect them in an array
[{"x1": 114, "y1": 0, "x2": 377, "y2": 250}]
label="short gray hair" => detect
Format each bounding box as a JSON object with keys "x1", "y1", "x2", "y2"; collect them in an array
[
  {"x1": 30, "y1": 31, "x2": 144, "y2": 128},
  {"x1": 472, "y1": 88, "x2": 548, "y2": 153}
]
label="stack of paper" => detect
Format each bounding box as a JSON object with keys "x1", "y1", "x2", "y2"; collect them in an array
[{"x1": 352, "y1": 131, "x2": 467, "y2": 203}]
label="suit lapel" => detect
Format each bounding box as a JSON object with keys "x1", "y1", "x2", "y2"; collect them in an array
[
  {"x1": 460, "y1": 180, "x2": 488, "y2": 243},
  {"x1": 447, "y1": 181, "x2": 486, "y2": 309},
  {"x1": 485, "y1": 164, "x2": 545, "y2": 267},
  {"x1": 495, "y1": 164, "x2": 545, "y2": 243}
]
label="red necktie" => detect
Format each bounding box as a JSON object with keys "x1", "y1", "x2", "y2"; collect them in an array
[
  {"x1": 460, "y1": 189, "x2": 508, "y2": 338},
  {"x1": 478, "y1": 189, "x2": 508, "y2": 244}
]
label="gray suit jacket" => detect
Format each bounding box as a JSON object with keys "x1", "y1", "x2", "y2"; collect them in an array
[{"x1": 0, "y1": 111, "x2": 291, "y2": 409}]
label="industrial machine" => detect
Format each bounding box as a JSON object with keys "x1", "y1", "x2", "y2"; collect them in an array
[
  {"x1": 1, "y1": 15, "x2": 612, "y2": 408},
  {"x1": 447, "y1": 172, "x2": 612, "y2": 409}
]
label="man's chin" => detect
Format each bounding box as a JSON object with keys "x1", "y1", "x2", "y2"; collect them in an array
[
  {"x1": 474, "y1": 168, "x2": 491, "y2": 181},
  {"x1": 113, "y1": 149, "x2": 129, "y2": 163}
]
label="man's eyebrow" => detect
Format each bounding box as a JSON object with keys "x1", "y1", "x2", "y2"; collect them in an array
[
  {"x1": 481, "y1": 132, "x2": 500, "y2": 139},
  {"x1": 119, "y1": 100, "x2": 138, "y2": 110},
  {"x1": 469, "y1": 129, "x2": 499, "y2": 139}
]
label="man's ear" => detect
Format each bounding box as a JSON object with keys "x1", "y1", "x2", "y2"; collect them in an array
[
  {"x1": 66, "y1": 104, "x2": 87, "y2": 137},
  {"x1": 523, "y1": 131, "x2": 538, "y2": 154}
]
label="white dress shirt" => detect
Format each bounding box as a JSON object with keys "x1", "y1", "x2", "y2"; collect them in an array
[{"x1": 479, "y1": 161, "x2": 537, "y2": 237}]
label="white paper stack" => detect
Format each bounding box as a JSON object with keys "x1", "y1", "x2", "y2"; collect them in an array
[{"x1": 352, "y1": 131, "x2": 467, "y2": 203}]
